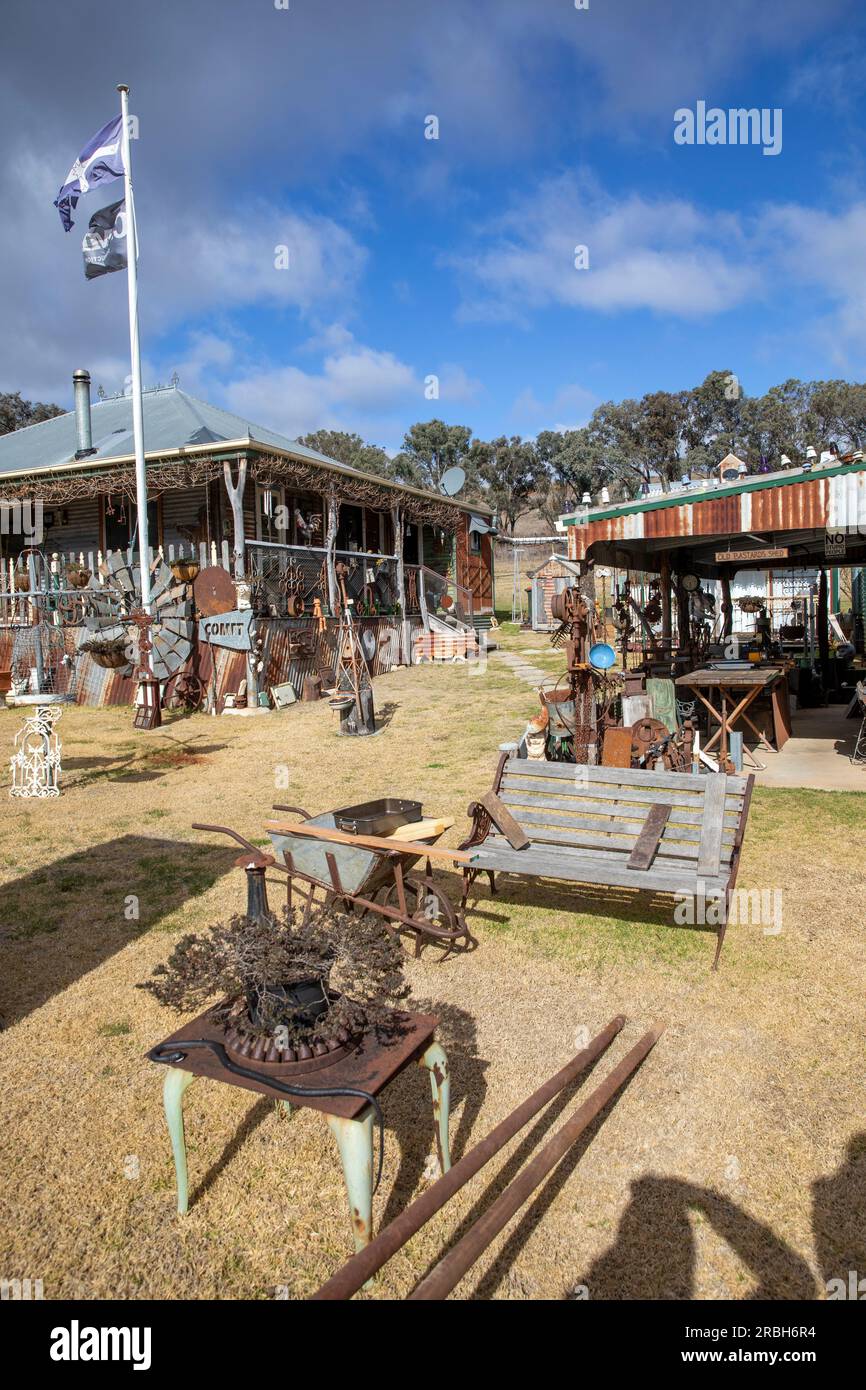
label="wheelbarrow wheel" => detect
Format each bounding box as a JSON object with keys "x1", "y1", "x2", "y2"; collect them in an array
[{"x1": 380, "y1": 874, "x2": 474, "y2": 958}]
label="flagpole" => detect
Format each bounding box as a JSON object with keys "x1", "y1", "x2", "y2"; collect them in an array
[{"x1": 116, "y1": 83, "x2": 152, "y2": 637}]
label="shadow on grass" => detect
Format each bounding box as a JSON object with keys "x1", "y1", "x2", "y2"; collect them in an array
[
  {"x1": 568, "y1": 1173, "x2": 816, "y2": 1300},
  {"x1": 454, "y1": 869, "x2": 720, "y2": 962},
  {"x1": 0, "y1": 836, "x2": 238, "y2": 1026}
]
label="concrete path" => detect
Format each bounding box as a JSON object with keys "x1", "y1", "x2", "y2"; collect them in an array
[
  {"x1": 751, "y1": 705, "x2": 866, "y2": 792},
  {"x1": 494, "y1": 649, "x2": 549, "y2": 687}
]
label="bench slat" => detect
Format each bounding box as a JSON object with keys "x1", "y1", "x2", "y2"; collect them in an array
[
  {"x1": 501, "y1": 774, "x2": 743, "y2": 814},
  {"x1": 487, "y1": 824, "x2": 734, "y2": 864},
  {"x1": 498, "y1": 758, "x2": 748, "y2": 795},
  {"x1": 697, "y1": 775, "x2": 728, "y2": 880},
  {"x1": 499, "y1": 799, "x2": 739, "y2": 839},
  {"x1": 472, "y1": 843, "x2": 727, "y2": 895}
]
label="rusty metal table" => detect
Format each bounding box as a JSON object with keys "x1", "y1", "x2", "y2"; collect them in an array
[
  {"x1": 676, "y1": 665, "x2": 790, "y2": 764},
  {"x1": 150, "y1": 1009, "x2": 450, "y2": 1253}
]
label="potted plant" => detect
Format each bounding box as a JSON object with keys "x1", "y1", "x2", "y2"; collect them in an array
[
  {"x1": 140, "y1": 905, "x2": 409, "y2": 1068},
  {"x1": 79, "y1": 635, "x2": 131, "y2": 669},
  {"x1": 65, "y1": 564, "x2": 92, "y2": 589}
]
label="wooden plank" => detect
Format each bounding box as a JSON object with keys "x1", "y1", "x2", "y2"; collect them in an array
[
  {"x1": 627, "y1": 804, "x2": 672, "y2": 870},
  {"x1": 498, "y1": 758, "x2": 748, "y2": 794},
  {"x1": 487, "y1": 823, "x2": 733, "y2": 864},
  {"x1": 697, "y1": 775, "x2": 728, "y2": 879},
  {"x1": 385, "y1": 817, "x2": 453, "y2": 841},
  {"x1": 263, "y1": 818, "x2": 476, "y2": 864},
  {"x1": 501, "y1": 774, "x2": 742, "y2": 813},
  {"x1": 498, "y1": 806, "x2": 737, "y2": 847},
  {"x1": 471, "y1": 844, "x2": 726, "y2": 895},
  {"x1": 499, "y1": 793, "x2": 740, "y2": 831},
  {"x1": 479, "y1": 791, "x2": 530, "y2": 849}
]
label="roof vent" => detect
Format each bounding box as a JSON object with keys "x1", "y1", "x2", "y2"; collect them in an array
[{"x1": 73, "y1": 369, "x2": 97, "y2": 459}]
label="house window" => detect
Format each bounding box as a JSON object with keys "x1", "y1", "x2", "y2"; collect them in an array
[{"x1": 469, "y1": 529, "x2": 482, "y2": 555}]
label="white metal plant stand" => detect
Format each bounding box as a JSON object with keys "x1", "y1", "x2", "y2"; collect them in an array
[{"x1": 9, "y1": 694, "x2": 68, "y2": 798}]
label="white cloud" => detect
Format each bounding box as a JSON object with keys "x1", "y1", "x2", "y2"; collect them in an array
[
  {"x1": 223, "y1": 341, "x2": 422, "y2": 446},
  {"x1": 451, "y1": 173, "x2": 759, "y2": 322}
]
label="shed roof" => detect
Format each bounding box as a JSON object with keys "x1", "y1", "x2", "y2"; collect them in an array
[{"x1": 562, "y1": 460, "x2": 866, "y2": 575}]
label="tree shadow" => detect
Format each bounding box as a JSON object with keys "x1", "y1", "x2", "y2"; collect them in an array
[
  {"x1": 378, "y1": 1000, "x2": 488, "y2": 1231},
  {"x1": 0, "y1": 836, "x2": 238, "y2": 1025}
]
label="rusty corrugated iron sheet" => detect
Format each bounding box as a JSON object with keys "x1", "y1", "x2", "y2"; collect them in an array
[
  {"x1": 569, "y1": 465, "x2": 866, "y2": 561},
  {"x1": 0, "y1": 614, "x2": 417, "y2": 708}
]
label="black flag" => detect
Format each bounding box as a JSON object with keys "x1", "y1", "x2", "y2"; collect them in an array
[{"x1": 82, "y1": 197, "x2": 128, "y2": 279}]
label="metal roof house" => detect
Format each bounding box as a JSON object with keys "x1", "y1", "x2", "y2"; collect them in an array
[{"x1": 0, "y1": 370, "x2": 496, "y2": 617}]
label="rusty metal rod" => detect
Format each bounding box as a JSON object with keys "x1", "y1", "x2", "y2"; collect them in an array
[
  {"x1": 311, "y1": 1014, "x2": 626, "y2": 1300},
  {"x1": 408, "y1": 1024, "x2": 664, "y2": 1301}
]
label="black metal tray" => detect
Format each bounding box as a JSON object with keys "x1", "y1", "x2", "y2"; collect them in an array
[{"x1": 333, "y1": 798, "x2": 423, "y2": 836}]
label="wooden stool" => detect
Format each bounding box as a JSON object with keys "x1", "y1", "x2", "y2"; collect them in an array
[{"x1": 151, "y1": 1010, "x2": 450, "y2": 1254}]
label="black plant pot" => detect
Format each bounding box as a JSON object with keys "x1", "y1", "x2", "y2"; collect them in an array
[{"x1": 245, "y1": 977, "x2": 331, "y2": 1031}]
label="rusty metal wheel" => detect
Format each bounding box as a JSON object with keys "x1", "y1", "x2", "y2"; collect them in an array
[
  {"x1": 164, "y1": 672, "x2": 205, "y2": 713},
  {"x1": 380, "y1": 875, "x2": 473, "y2": 956}
]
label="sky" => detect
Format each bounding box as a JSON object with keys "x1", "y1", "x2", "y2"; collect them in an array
[{"x1": 3, "y1": 0, "x2": 866, "y2": 454}]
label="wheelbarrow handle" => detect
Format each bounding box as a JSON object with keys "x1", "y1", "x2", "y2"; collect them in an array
[
  {"x1": 191, "y1": 822, "x2": 267, "y2": 857},
  {"x1": 271, "y1": 804, "x2": 312, "y2": 820}
]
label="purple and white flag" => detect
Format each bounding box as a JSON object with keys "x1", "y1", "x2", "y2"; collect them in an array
[{"x1": 54, "y1": 115, "x2": 124, "y2": 231}]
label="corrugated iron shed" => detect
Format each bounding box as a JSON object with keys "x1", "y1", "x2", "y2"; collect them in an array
[{"x1": 563, "y1": 460, "x2": 866, "y2": 575}]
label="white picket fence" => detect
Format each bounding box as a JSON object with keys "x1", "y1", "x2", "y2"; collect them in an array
[{"x1": 1, "y1": 539, "x2": 232, "y2": 596}]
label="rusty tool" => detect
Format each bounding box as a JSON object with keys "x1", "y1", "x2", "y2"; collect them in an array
[
  {"x1": 409, "y1": 1024, "x2": 664, "y2": 1300},
  {"x1": 311, "y1": 1015, "x2": 627, "y2": 1300}
]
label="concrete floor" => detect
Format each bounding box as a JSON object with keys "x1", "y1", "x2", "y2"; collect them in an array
[{"x1": 748, "y1": 704, "x2": 866, "y2": 792}]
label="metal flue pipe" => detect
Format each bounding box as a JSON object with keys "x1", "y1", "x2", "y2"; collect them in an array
[
  {"x1": 408, "y1": 1024, "x2": 664, "y2": 1301},
  {"x1": 311, "y1": 1014, "x2": 626, "y2": 1300},
  {"x1": 72, "y1": 368, "x2": 95, "y2": 458}
]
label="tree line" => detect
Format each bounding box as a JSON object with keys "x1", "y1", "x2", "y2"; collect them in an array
[
  {"x1": 303, "y1": 371, "x2": 866, "y2": 532},
  {"x1": 6, "y1": 371, "x2": 865, "y2": 536}
]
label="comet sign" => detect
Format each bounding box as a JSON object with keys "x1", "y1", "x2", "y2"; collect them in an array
[{"x1": 198, "y1": 608, "x2": 254, "y2": 650}]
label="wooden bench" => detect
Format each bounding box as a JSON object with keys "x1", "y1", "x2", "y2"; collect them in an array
[{"x1": 458, "y1": 754, "x2": 754, "y2": 968}]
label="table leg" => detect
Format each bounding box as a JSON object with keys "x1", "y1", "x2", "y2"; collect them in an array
[
  {"x1": 163, "y1": 1067, "x2": 196, "y2": 1214},
  {"x1": 420, "y1": 1042, "x2": 451, "y2": 1175},
  {"x1": 327, "y1": 1109, "x2": 375, "y2": 1251}
]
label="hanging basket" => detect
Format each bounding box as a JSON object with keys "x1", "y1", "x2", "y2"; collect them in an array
[
  {"x1": 81, "y1": 638, "x2": 131, "y2": 670},
  {"x1": 169, "y1": 558, "x2": 201, "y2": 585}
]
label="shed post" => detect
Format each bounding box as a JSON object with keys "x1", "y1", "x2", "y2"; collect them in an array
[
  {"x1": 660, "y1": 552, "x2": 672, "y2": 643},
  {"x1": 391, "y1": 503, "x2": 408, "y2": 663}
]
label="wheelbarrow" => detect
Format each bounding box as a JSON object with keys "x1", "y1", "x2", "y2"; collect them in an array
[{"x1": 193, "y1": 803, "x2": 477, "y2": 957}]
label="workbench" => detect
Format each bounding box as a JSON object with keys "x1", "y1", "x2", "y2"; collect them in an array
[{"x1": 676, "y1": 664, "x2": 791, "y2": 763}]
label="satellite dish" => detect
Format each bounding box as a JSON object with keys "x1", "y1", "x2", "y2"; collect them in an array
[
  {"x1": 441, "y1": 466, "x2": 466, "y2": 497},
  {"x1": 360, "y1": 628, "x2": 377, "y2": 662}
]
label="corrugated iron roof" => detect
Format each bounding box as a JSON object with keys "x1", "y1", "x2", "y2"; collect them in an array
[
  {"x1": 0, "y1": 384, "x2": 494, "y2": 515},
  {"x1": 565, "y1": 461, "x2": 866, "y2": 565}
]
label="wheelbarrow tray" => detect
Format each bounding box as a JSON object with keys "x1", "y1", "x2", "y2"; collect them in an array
[{"x1": 268, "y1": 812, "x2": 442, "y2": 897}]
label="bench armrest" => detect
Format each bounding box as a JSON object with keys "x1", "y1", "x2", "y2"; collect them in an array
[{"x1": 458, "y1": 800, "x2": 493, "y2": 851}]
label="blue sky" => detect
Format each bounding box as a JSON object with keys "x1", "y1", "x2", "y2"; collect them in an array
[{"x1": 3, "y1": 0, "x2": 866, "y2": 451}]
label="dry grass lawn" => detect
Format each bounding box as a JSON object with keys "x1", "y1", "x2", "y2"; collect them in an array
[{"x1": 1, "y1": 637, "x2": 864, "y2": 1301}]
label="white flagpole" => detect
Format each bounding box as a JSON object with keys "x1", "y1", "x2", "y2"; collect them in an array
[{"x1": 116, "y1": 83, "x2": 152, "y2": 638}]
